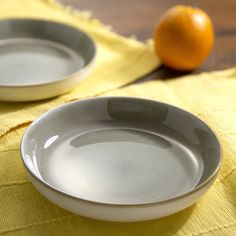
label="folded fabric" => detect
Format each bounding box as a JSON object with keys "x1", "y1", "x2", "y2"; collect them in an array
[
  {"x1": 1, "y1": 68, "x2": 236, "y2": 235},
  {"x1": 0, "y1": 0, "x2": 159, "y2": 137}
]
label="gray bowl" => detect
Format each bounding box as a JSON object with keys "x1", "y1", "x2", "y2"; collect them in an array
[
  {"x1": 0, "y1": 19, "x2": 96, "y2": 101},
  {"x1": 21, "y1": 97, "x2": 222, "y2": 221}
]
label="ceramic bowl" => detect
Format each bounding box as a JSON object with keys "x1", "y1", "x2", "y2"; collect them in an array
[
  {"x1": 0, "y1": 19, "x2": 96, "y2": 101},
  {"x1": 21, "y1": 97, "x2": 222, "y2": 222}
]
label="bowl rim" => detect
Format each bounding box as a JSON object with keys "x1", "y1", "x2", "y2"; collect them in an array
[
  {"x1": 20, "y1": 96, "x2": 223, "y2": 207},
  {"x1": 0, "y1": 18, "x2": 96, "y2": 88}
]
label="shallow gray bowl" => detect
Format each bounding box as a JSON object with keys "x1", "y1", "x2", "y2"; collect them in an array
[
  {"x1": 0, "y1": 19, "x2": 96, "y2": 101},
  {"x1": 21, "y1": 97, "x2": 222, "y2": 222}
]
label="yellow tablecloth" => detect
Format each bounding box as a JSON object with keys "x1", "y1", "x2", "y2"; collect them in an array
[{"x1": 0, "y1": 1, "x2": 236, "y2": 235}]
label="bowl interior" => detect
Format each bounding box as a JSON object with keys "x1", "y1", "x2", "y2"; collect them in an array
[
  {"x1": 0, "y1": 19, "x2": 95, "y2": 86},
  {"x1": 21, "y1": 97, "x2": 221, "y2": 205}
]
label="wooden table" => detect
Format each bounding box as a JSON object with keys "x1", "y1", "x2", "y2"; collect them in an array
[{"x1": 60, "y1": 0, "x2": 236, "y2": 79}]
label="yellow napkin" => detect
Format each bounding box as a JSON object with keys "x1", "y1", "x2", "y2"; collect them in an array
[
  {"x1": 1, "y1": 68, "x2": 236, "y2": 235},
  {"x1": 0, "y1": 0, "x2": 159, "y2": 136}
]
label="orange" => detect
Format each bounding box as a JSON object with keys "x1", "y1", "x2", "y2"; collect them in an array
[{"x1": 154, "y1": 5, "x2": 214, "y2": 71}]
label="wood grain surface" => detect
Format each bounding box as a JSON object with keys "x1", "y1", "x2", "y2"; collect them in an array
[{"x1": 60, "y1": 0, "x2": 236, "y2": 79}]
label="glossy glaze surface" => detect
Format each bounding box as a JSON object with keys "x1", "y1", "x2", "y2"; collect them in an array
[
  {"x1": 0, "y1": 39, "x2": 84, "y2": 86},
  {"x1": 0, "y1": 19, "x2": 96, "y2": 101},
  {"x1": 21, "y1": 97, "x2": 221, "y2": 221},
  {"x1": 40, "y1": 127, "x2": 203, "y2": 204}
]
